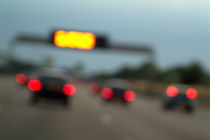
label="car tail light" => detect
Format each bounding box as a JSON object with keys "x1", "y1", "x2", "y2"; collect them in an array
[
  {"x1": 186, "y1": 88, "x2": 198, "y2": 99},
  {"x1": 90, "y1": 82, "x2": 100, "y2": 93},
  {"x1": 124, "y1": 90, "x2": 136, "y2": 102},
  {"x1": 166, "y1": 86, "x2": 178, "y2": 97},
  {"x1": 101, "y1": 88, "x2": 113, "y2": 99},
  {"x1": 16, "y1": 74, "x2": 28, "y2": 85},
  {"x1": 62, "y1": 84, "x2": 76, "y2": 95},
  {"x1": 28, "y1": 80, "x2": 42, "y2": 91}
]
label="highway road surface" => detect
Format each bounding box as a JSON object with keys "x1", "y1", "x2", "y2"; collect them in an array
[{"x1": 0, "y1": 76, "x2": 209, "y2": 140}]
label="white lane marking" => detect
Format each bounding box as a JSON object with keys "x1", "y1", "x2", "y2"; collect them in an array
[{"x1": 100, "y1": 112, "x2": 112, "y2": 125}]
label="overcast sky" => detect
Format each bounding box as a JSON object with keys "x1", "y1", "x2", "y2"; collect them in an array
[{"x1": 0, "y1": 0, "x2": 209, "y2": 72}]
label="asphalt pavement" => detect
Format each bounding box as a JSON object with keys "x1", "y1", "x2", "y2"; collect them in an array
[{"x1": 0, "y1": 76, "x2": 209, "y2": 140}]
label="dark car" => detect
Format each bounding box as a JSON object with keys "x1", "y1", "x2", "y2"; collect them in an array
[
  {"x1": 27, "y1": 74, "x2": 76, "y2": 106},
  {"x1": 100, "y1": 79, "x2": 136, "y2": 105},
  {"x1": 163, "y1": 84, "x2": 198, "y2": 113}
]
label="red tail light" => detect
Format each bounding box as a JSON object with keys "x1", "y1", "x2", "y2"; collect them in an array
[
  {"x1": 186, "y1": 88, "x2": 198, "y2": 99},
  {"x1": 28, "y1": 80, "x2": 42, "y2": 91},
  {"x1": 16, "y1": 74, "x2": 28, "y2": 85},
  {"x1": 63, "y1": 84, "x2": 76, "y2": 95},
  {"x1": 101, "y1": 88, "x2": 113, "y2": 99},
  {"x1": 166, "y1": 86, "x2": 178, "y2": 97},
  {"x1": 90, "y1": 82, "x2": 100, "y2": 93},
  {"x1": 124, "y1": 90, "x2": 136, "y2": 102}
]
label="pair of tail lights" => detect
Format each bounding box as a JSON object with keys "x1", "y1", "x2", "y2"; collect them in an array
[
  {"x1": 101, "y1": 88, "x2": 136, "y2": 102},
  {"x1": 27, "y1": 80, "x2": 76, "y2": 96},
  {"x1": 166, "y1": 86, "x2": 198, "y2": 99}
]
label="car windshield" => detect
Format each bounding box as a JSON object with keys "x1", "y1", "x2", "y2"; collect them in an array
[{"x1": 40, "y1": 76, "x2": 65, "y2": 83}]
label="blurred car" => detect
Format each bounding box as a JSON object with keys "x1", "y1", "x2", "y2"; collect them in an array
[
  {"x1": 100, "y1": 79, "x2": 136, "y2": 105},
  {"x1": 163, "y1": 84, "x2": 198, "y2": 113},
  {"x1": 27, "y1": 73, "x2": 76, "y2": 106}
]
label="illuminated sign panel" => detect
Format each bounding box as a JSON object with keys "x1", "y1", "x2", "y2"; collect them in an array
[{"x1": 53, "y1": 30, "x2": 96, "y2": 50}]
